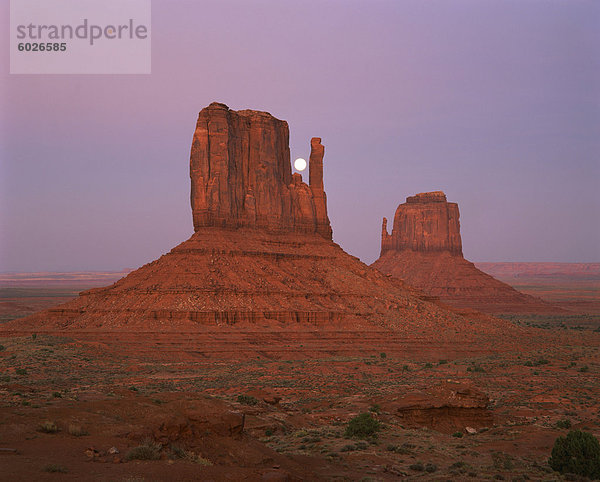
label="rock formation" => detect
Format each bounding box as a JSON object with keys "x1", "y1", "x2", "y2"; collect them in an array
[
  {"x1": 381, "y1": 191, "x2": 462, "y2": 256},
  {"x1": 190, "y1": 103, "x2": 331, "y2": 239},
  {"x1": 389, "y1": 381, "x2": 493, "y2": 434},
  {"x1": 7, "y1": 104, "x2": 498, "y2": 336},
  {"x1": 373, "y1": 192, "x2": 561, "y2": 314}
]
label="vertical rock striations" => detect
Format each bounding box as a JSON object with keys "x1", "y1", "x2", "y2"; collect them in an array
[{"x1": 190, "y1": 102, "x2": 331, "y2": 239}]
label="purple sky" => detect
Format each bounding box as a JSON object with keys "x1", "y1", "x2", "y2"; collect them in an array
[{"x1": 1, "y1": 0, "x2": 599, "y2": 271}]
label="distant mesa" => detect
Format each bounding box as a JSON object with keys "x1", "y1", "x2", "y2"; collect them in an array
[
  {"x1": 5, "y1": 104, "x2": 485, "y2": 334},
  {"x1": 372, "y1": 191, "x2": 561, "y2": 314}
]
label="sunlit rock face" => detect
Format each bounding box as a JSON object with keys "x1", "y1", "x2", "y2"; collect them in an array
[{"x1": 190, "y1": 102, "x2": 331, "y2": 239}]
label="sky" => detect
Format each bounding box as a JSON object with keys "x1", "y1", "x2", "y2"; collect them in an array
[{"x1": 1, "y1": 0, "x2": 599, "y2": 272}]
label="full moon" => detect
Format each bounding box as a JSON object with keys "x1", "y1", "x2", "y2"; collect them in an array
[{"x1": 294, "y1": 158, "x2": 307, "y2": 171}]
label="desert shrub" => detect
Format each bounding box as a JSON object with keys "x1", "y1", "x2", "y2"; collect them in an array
[
  {"x1": 425, "y1": 463, "x2": 438, "y2": 473},
  {"x1": 344, "y1": 413, "x2": 381, "y2": 439},
  {"x1": 38, "y1": 421, "x2": 59, "y2": 433},
  {"x1": 386, "y1": 443, "x2": 412, "y2": 455},
  {"x1": 16, "y1": 368, "x2": 27, "y2": 376},
  {"x1": 265, "y1": 429, "x2": 273, "y2": 436},
  {"x1": 579, "y1": 365, "x2": 590, "y2": 373},
  {"x1": 0, "y1": 345, "x2": 5, "y2": 351},
  {"x1": 169, "y1": 444, "x2": 211, "y2": 465},
  {"x1": 526, "y1": 358, "x2": 549, "y2": 367},
  {"x1": 125, "y1": 439, "x2": 161, "y2": 461},
  {"x1": 1, "y1": 375, "x2": 10, "y2": 383},
  {"x1": 169, "y1": 443, "x2": 186, "y2": 459},
  {"x1": 424, "y1": 362, "x2": 433, "y2": 369},
  {"x1": 43, "y1": 464, "x2": 67, "y2": 473},
  {"x1": 237, "y1": 394, "x2": 258, "y2": 405},
  {"x1": 52, "y1": 392, "x2": 62, "y2": 398},
  {"x1": 438, "y1": 359, "x2": 448, "y2": 365},
  {"x1": 32, "y1": 333, "x2": 37, "y2": 340},
  {"x1": 186, "y1": 452, "x2": 212, "y2": 465},
  {"x1": 556, "y1": 419, "x2": 572, "y2": 429},
  {"x1": 492, "y1": 451, "x2": 514, "y2": 470},
  {"x1": 452, "y1": 431, "x2": 463, "y2": 438},
  {"x1": 409, "y1": 462, "x2": 424, "y2": 471},
  {"x1": 380, "y1": 352, "x2": 387, "y2": 359},
  {"x1": 68, "y1": 424, "x2": 88, "y2": 436},
  {"x1": 548, "y1": 430, "x2": 600, "y2": 478},
  {"x1": 369, "y1": 404, "x2": 381, "y2": 414}
]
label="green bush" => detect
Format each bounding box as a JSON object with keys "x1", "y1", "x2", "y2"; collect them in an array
[
  {"x1": 556, "y1": 419, "x2": 572, "y2": 429},
  {"x1": 237, "y1": 394, "x2": 258, "y2": 405},
  {"x1": 344, "y1": 413, "x2": 381, "y2": 439},
  {"x1": 452, "y1": 431, "x2": 463, "y2": 438},
  {"x1": 548, "y1": 430, "x2": 600, "y2": 479},
  {"x1": 368, "y1": 404, "x2": 381, "y2": 414}
]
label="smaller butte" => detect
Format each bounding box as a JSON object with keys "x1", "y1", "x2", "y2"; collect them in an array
[{"x1": 372, "y1": 191, "x2": 561, "y2": 314}]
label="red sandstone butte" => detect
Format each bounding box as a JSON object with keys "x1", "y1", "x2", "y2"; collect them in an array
[
  {"x1": 373, "y1": 192, "x2": 561, "y2": 314},
  {"x1": 8, "y1": 104, "x2": 507, "y2": 338},
  {"x1": 190, "y1": 102, "x2": 331, "y2": 239}
]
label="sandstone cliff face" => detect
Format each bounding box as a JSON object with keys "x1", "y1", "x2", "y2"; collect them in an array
[
  {"x1": 374, "y1": 191, "x2": 561, "y2": 314},
  {"x1": 190, "y1": 102, "x2": 331, "y2": 239},
  {"x1": 381, "y1": 191, "x2": 462, "y2": 256}
]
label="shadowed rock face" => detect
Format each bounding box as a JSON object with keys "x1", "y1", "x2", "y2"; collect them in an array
[
  {"x1": 373, "y1": 191, "x2": 560, "y2": 314},
  {"x1": 190, "y1": 102, "x2": 331, "y2": 239},
  {"x1": 381, "y1": 191, "x2": 462, "y2": 256}
]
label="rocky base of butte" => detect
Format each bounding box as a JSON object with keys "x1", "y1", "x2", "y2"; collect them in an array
[{"x1": 373, "y1": 192, "x2": 559, "y2": 314}]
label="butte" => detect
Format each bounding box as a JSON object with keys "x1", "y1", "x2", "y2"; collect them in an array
[
  {"x1": 3, "y1": 104, "x2": 519, "y2": 357},
  {"x1": 372, "y1": 191, "x2": 559, "y2": 315}
]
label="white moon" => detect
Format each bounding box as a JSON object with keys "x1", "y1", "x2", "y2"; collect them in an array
[{"x1": 294, "y1": 158, "x2": 307, "y2": 171}]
